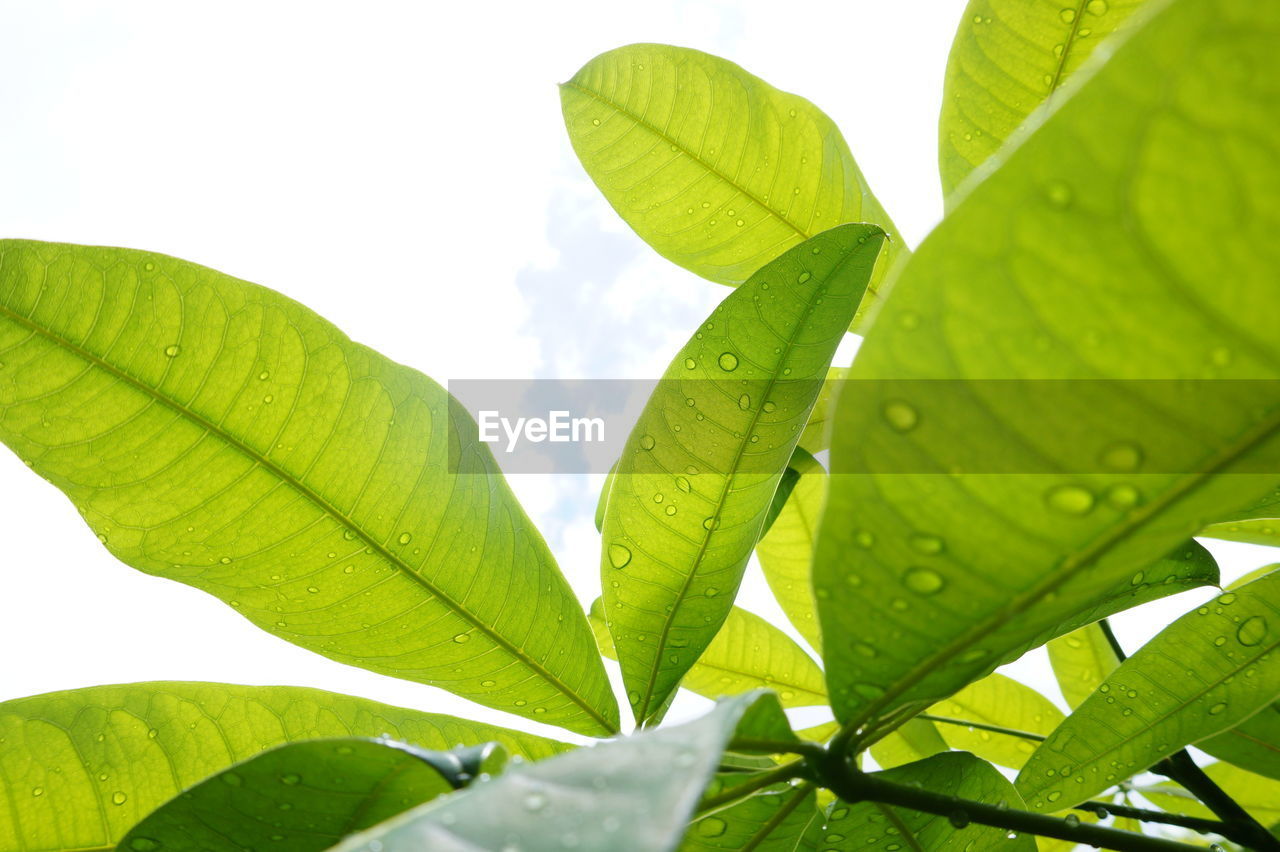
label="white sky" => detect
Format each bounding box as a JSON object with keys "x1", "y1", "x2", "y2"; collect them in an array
[{"x1": 1, "y1": 1, "x2": 1275, "y2": 750}]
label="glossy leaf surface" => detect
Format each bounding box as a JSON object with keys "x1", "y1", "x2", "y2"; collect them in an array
[
  {"x1": 0, "y1": 683, "x2": 564, "y2": 852},
  {"x1": 119, "y1": 739, "x2": 502, "y2": 852},
  {"x1": 0, "y1": 240, "x2": 617, "y2": 736},
  {"x1": 330, "y1": 693, "x2": 770, "y2": 852},
  {"x1": 601, "y1": 224, "x2": 883, "y2": 722},
  {"x1": 817, "y1": 0, "x2": 1276, "y2": 735},
  {"x1": 1017, "y1": 571, "x2": 1280, "y2": 811}
]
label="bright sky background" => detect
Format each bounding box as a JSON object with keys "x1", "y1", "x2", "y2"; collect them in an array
[{"x1": 1, "y1": 1, "x2": 1275, "y2": 752}]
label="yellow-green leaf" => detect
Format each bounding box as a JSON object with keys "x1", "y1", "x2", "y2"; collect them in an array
[
  {"x1": 561, "y1": 43, "x2": 904, "y2": 322},
  {"x1": 756, "y1": 449, "x2": 826, "y2": 651},
  {"x1": 1048, "y1": 623, "x2": 1121, "y2": 708},
  {"x1": 0, "y1": 240, "x2": 617, "y2": 736},
  {"x1": 1200, "y1": 518, "x2": 1280, "y2": 548},
  {"x1": 601, "y1": 224, "x2": 884, "y2": 723},
  {"x1": 926, "y1": 673, "x2": 1065, "y2": 770},
  {"x1": 869, "y1": 718, "x2": 949, "y2": 770}
]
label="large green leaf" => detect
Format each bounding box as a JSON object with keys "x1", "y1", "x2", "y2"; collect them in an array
[
  {"x1": 816, "y1": 0, "x2": 1276, "y2": 736},
  {"x1": 119, "y1": 738, "x2": 504, "y2": 852},
  {"x1": 0, "y1": 240, "x2": 617, "y2": 736},
  {"x1": 601, "y1": 224, "x2": 884, "y2": 723},
  {"x1": 803, "y1": 752, "x2": 1035, "y2": 850},
  {"x1": 927, "y1": 673, "x2": 1064, "y2": 770},
  {"x1": 1047, "y1": 623, "x2": 1121, "y2": 708},
  {"x1": 330, "y1": 693, "x2": 772, "y2": 852},
  {"x1": 0, "y1": 682, "x2": 565, "y2": 852},
  {"x1": 1197, "y1": 700, "x2": 1280, "y2": 781},
  {"x1": 561, "y1": 44, "x2": 904, "y2": 321},
  {"x1": 756, "y1": 449, "x2": 826, "y2": 651},
  {"x1": 939, "y1": 0, "x2": 1147, "y2": 198},
  {"x1": 868, "y1": 718, "x2": 949, "y2": 770},
  {"x1": 1017, "y1": 571, "x2": 1280, "y2": 811},
  {"x1": 1200, "y1": 518, "x2": 1280, "y2": 548},
  {"x1": 590, "y1": 600, "x2": 827, "y2": 708}
]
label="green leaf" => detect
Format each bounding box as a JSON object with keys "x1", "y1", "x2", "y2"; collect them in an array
[
  {"x1": 0, "y1": 240, "x2": 617, "y2": 736},
  {"x1": 804, "y1": 752, "x2": 1036, "y2": 850},
  {"x1": 817, "y1": 0, "x2": 1276, "y2": 734},
  {"x1": 589, "y1": 600, "x2": 828, "y2": 708},
  {"x1": 868, "y1": 718, "x2": 949, "y2": 770},
  {"x1": 757, "y1": 448, "x2": 826, "y2": 651},
  {"x1": 939, "y1": 0, "x2": 1147, "y2": 198},
  {"x1": 0, "y1": 682, "x2": 566, "y2": 852},
  {"x1": 760, "y1": 452, "x2": 805, "y2": 540},
  {"x1": 119, "y1": 738, "x2": 504, "y2": 852},
  {"x1": 561, "y1": 44, "x2": 904, "y2": 322},
  {"x1": 797, "y1": 368, "x2": 848, "y2": 455},
  {"x1": 1197, "y1": 701, "x2": 1280, "y2": 781},
  {"x1": 1200, "y1": 518, "x2": 1280, "y2": 548},
  {"x1": 683, "y1": 783, "x2": 818, "y2": 851},
  {"x1": 1047, "y1": 623, "x2": 1121, "y2": 709},
  {"x1": 1016, "y1": 570, "x2": 1280, "y2": 811},
  {"x1": 1141, "y1": 762, "x2": 1280, "y2": 826},
  {"x1": 330, "y1": 693, "x2": 771, "y2": 852},
  {"x1": 925, "y1": 673, "x2": 1065, "y2": 770},
  {"x1": 601, "y1": 224, "x2": 884, "y2": 723}
]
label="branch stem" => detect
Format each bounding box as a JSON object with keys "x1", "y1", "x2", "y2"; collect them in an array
[
  {"x1": 917, "y1": 713, "x2": 1046, "y2": 742},
  {"x1": 1077, "y1": 800, "x2": 1227, "y2": 835}
]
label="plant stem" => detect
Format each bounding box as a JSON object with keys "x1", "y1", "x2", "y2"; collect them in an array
[
  {"x1": 727, "y1": 736, "x2": 827, "y2": 760},
  {"x1": 917, "y1": 713, "x2": 1047, "y2": 742},
  {"x1": 816, "y1": 753, "x2": 1203, "y2": 852},
  {"x1": 1077, "y1": 800, "x2": 1227, "y2": 835},
  {"x1": 697, "y1": 760, "x2": 804, "y2": 813},
  {"x1": 1099, "y1": 619, "x2": 1280, "y2": 851}
]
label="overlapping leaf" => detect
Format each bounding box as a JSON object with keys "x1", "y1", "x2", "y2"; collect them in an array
[
  {"x1": 816, "y1": 0, "x2": 1277, "y2": 736},
  {"x1": 0, "y1": 683, "x2": 565, "y2": 852},
  {"x1": 803, "y1": 752, "x2": 1035, "y2": 850},
  {"x1": 0, "y1": 241, "x2": 617, "y2": 736},
  {"x1": 561, "y1": 44, "x2": 903, "y2": 321},
  {"x1": 1017, "y1": 572, "x2": 1280, "y2": 811},
  {"x1": 939, "y1": 0, "x2": 1147, "y2": 198},
  {"x1": 120, "y1": 738, "x2": 504, "y2": 852},
  {"x1": 683, "y1": 782, "x2": 818, "y2": 851},
  {"x1": 926, "y1": 673, "x2": 1064, "y2": 769},
  {"x1": 329, "y1": 693, "x2": 775, "y2": 852},
  {"x1": 589, "y1": 600, "x2": 827, "y2": 709},
  {"x1": 1200, "y1": 519, "x2": 1280, "y2": 548},
  {"x1": 756, "y1": 449, "x2": 826, "y2": 651},
  {"x1": 1047, "y1": 623, "x2": 1121, "y2": 708},
  {"x1": 600, "y1": 224, "x2": 884, "y2": 723}
]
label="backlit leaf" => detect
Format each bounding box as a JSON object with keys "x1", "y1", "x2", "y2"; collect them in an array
[
  {"x1": 926, "y1": 673, "x2": 1064, "y2": 769},
  {"x1": 0, "y1": 240, "x2": 617, "y2": 736},
  {"x1": 1047, "y1": 623, "x2": 1121, "y2": 709},
  {"x1": 756, "y1": 448, "x2": 826, "y2": 650},
  {"x1": 601, "y1": 224, "x2": 884, "y2": 723},
  {"x1": 1200, "y1": 518, "x2": 1280, "y2": 548}
]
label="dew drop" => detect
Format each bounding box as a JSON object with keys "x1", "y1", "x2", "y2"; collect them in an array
[
  {"x1": 909, "y1": 534, "x2": 944, "y2": 555},
  {"x1": 738, "y1": 394, "x2": 751, "y2": 411},
  {"x1": 523, "y1": 792, "x2": 549, "y2": 812},
  {"x1": 398, "y1": 532, "x2": 412, "y2": 545},
  {"x1": 1087, "y1": 0, "x2": 1107, "y2": 12},
  {"x1": 1106, "y1": 484, "x2": 1140, "y2": 510},
  {"x1": 280, "y1": 773, "x2": 301, "y2": 786},
  {"x1": 684, "y1": 357, "x2": 697, "y2": 370},
  {"x1": 797, "y1": 271, "x2": 812, "y2": 284},
  {"x1": 129, "y1": 839, "x2": 161, "y2": 852},
  {"x1": 1237, "y1": 615, "x2": 1267, "y2": 646},
  {"x1": 698, "y1": 818, "x2": 727, "y2": 838},
  {"x1": 1208, "y1": 702, "x2": 1227, "y2": 715},
  {"x1": 903, "y1": 567, "x2": 945, "y2": 595},
  {"x1": 1099, "y1": 441, "x2": 1142, "y2": 472},
  {"x1": 639, "y1": 434, "x2": 656, "y2": 450},
  {"x1": 453, "y1": 633, "x2": 471, "y2": 644},
  {"x1": 675, "y1": 476, "x2": 691, "y2": 493},
  {"x1": 718, "y1": 352, "x2": 739, "y2": 372},
  {"x1": 608, "y1": 543, "x2": 632, "y2": 569},
  {"x1": 1045, "y1": 484, "x2": 1094, "y2": 515},
  {"x1": 163, "y1": 345, "x2": 181, "y2": 358},
  {"x1": 1059, "y1": 8, "x2": 1076, "y2": 22},
  {"x1": 882, "y1": 400, "x2": 919, "y2": 432},
  {"x1": 1045, "y1": 181, "x2": 1073, "y2": 207}
]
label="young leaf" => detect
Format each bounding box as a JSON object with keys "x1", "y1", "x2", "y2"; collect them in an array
[
  {"x1": 119, "y1": 738, "x2": 502, "y2": 852},
  {"x1": 803, "y1": 752, "x2": 1035, "y2": 850},
  {"x1": 1140, "y1": 762, "x2": 1280, "y2": 826},
  {"x1": 868, "y1": 718, "x2": 949, "y2": 770},
  {"x1": 601, "y1": 224, "x2": 884, "y2": 724},
  {"x1": 1200, "y1": 518, "x2": 1280, "y2": 548},
  {"x1": 1016, "y1": 571, "x2": 1280, "y2": 811},
  {"x1": 817, "y1": 0, "x2": 1277, "y2": 736},
  {"x1": 684, "y1": 783, "x2": 818, "y2": 850},
  {"x1": 756, "y1": 448, "x2": 826, "y2": 651},
  {"x1": 797, "y1": 367, "x2": 848, "y2": 455},
  {"x1": 589, "y1": 600, "x2": 828, "y2": 708},
  {"x1": 938, "y1": 0, "x2": 1147, "y2": 198},
  {"x1": 561, "y1": 44, "x2": 904, "y2": 319},
  {"x1": 925, "y1": 673, "x2": 1065, "y2": 770},
  {"x1": 329, "y1": 693, "x2": 774, "y2": 852},
  {"x1": 1047, "y1": 623, "x2": 1121, "y2": 709},
  {"x1": 0, "y1": 683, "x2": 566, "y2": 852},
  {"x1": 0, "y1": 240, "x2": 617, "y2": 736}
]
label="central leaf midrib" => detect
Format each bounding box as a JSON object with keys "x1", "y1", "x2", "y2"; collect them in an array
[
  {"x1": 848, "y1": 404, "x2": 1280, "y2": 737},
  {"x1": 0, "y1": 303, "x2": 616, "y2": 735},
  {"x1": 563, "y1": 81, "x2": 811, "y2": 243},
  {"x1": 1046, "y1": 0, "x2": 1091, "y2": 96},
  {"x1": 636, "y1": 236, "x2": 876, "y2": 719}
]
